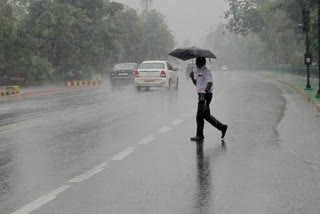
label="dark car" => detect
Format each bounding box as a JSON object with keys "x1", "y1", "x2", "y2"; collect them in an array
[{"x1": 110, "y1": 63, "x2": 138, "y2": 84}]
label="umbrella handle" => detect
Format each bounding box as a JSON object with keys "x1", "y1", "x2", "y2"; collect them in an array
[{"x1": 192, "y1": 59, "x2": 194, "y2": 72}]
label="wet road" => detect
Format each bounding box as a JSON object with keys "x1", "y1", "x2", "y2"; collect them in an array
[{"x1": 1, "y1": 71, "x2": 320, "y2": 214}]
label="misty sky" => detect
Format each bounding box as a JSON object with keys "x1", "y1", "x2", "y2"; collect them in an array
[{"x1": 114, "y1": 0, "x2": 228, "y2": 46}]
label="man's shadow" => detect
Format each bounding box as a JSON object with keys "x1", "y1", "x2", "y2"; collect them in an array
[{"x1": 194, "y1": 140, "x2": 227, "y2": 214}]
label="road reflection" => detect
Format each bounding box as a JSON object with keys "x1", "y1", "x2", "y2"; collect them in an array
[
  {"x1": 194, "y1": 140, "x2": 227, "y2": 214},
  {"x1": 0, "y1": 140, "x2": 16, "y2": 214}
]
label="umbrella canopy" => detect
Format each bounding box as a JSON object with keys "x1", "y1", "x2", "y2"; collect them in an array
[{"x1": 168, "y1": 47, "x2": 217, "y2": 61}]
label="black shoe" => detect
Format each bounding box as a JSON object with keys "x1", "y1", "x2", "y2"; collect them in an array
[
  {"x1": 190, "y1": 136, "x2": 204, "y2": 141},
  {"x1": 221, "y1": 125, "x2": 228, "y2": 139}
]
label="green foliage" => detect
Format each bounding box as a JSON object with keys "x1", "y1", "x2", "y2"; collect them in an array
[
  {"x1": 224, "y1": 0, "x2": 265, "y2": 36},
  {"x1": 141, "y1": 11, "x2": 175, "y2": 60},
  {"x1": 220, "y1": 0, "x2": 318, "y2": 67},
  {"x1": 0, "y1": 0, "x2": 15, "y2": 76},
  {"x1": 29, "y1": 55, "x2": 53, "y2": 83},
  {"x1": 205, "y1": 24, "x2": 266, "y2": 69},
  {"x1": 0, "y1": 0, "x2": 175, "y2": 84}
]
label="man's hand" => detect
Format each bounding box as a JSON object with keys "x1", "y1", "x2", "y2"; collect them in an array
[
  {"x1": 199, "y1": 93, "x2": 205, "y2": 102},
  {"x1": 190, "y1": 72, "x2": 196, "y2": 86},
  {"x1": 204, "y1": 82, "x2": 213, "y2": 93},
  {"x1": 189, "y1": 71, "x2": 194, "y2": 79}
]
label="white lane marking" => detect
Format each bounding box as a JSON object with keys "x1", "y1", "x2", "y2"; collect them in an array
[
  {"x1": 68, "y1": 163, "x2": 108, "y2": 183},
  {"x1": 11, "y1": 185, "x2": 70, "y2": 214},
  {"x1": 172, "y1": 119, "x2": 184, "y2": 125},
  {"x1": 138, "y1": 136, "x2": 155, "y2": 145},
  {"x1": 182, "y1": 113, "x2": 194, "y2": 118},
  {"x1": 158, "y1": 126, "x2": 172, "y2": 133},
  {"x1": 95, "y1": 162, "x2": 108, "y2": 169},
  {"x1": 112, "y1": 147, "x2": 135, "y2": 161},
  {"x1": 47, "y1": 185, "x2": 71, "y2": 197},
  {"x1": 105, "y1": 115, "x2": 122, "y2": 122}
]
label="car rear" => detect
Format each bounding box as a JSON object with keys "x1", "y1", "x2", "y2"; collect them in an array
[
  {"x1": 110, "y1": 63, "x2": 137, "y2": 82},
  {"x1": 135, "y1": 61, "x2": 168, "y2": 88}
]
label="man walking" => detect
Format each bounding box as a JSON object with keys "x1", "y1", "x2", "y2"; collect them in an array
[{"x1": 190, "y1": 57, "x2": 228, "y2": 141}]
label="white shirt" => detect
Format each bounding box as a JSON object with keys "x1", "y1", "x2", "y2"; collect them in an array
[{"x1": 196, "y1": 65, "x2": 213, "y2": 93}]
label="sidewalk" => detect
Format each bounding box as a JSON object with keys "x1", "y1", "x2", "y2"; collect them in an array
[{"x1": 264, "y1": 70, "x2": 320, "y2": 111}]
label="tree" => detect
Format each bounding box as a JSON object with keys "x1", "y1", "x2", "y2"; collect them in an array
[
  {"x1": 0, "y1": 0, "x2": 175, "y2": 83},
  {"x1": 0, "y1": 0, "x2": 15, "y2": 77},
  {"x1": 224, "y1": 0, "x2": 265, "y2": 36},
  {"x1": 141, "y1": 10, "x2": 175, "y2": 60},
  {"x1": 205, "y1": 23, "x2": 265, "y2": 69},
  {"x1": 223, "y1": 0, "x2": 315, "y2": 66}
]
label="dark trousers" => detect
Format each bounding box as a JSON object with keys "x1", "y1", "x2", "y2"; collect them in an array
[{"x1": 196, "y1": 93, "x2": 224, "y2": 137}]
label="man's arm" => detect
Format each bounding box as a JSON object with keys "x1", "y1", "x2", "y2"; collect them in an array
[
  {"x1": 204, "y1": 68, "x2": 213, "y2": 93},
  {"x1": 190, "y1": 72, "x2": 196, "y2": 86},
  {"x1": 204, "y1": 82, "x2": 213, "y2": 93}
]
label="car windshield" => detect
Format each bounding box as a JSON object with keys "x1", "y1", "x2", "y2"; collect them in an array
[
  {"x1": 139, "y1": 63, "x2": 165, "y2": 69},
  {"x1": 113, "y1": 63, "x2": 137, "y2": 70}
]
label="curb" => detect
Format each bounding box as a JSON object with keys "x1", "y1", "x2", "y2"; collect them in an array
[
  {"x1": 19, "y1": 84, "x2": 106, "y2": 97},
  {"x1": 265, "y1": 73, "x2": 320, "y2": 112},
  {"x1": 0, "y1": 83, "x2": 107, "y2": 100}
]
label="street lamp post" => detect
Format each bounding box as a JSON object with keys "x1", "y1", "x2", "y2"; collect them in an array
[
  {"x1": 317, "y1": 0, "x2": 320, "y2": 98},
  {"x1": 305, "y1": 31, "x2": 312, "y2": 90},
  {"x1": 302, "y1": 7, "x2": 312, "y2": 90}
]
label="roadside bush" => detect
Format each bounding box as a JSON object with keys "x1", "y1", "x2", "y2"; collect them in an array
[{"x1": 28, "y1": 56, "x2": 54, "y2": 84}]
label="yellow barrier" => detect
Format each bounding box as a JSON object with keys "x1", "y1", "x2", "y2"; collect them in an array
[
  {"x1": 66, "y1": 81, "x2": 72, "y2": 87},
  {"x1": 0, "y1": 85, "x2": 20, "y2": 96},
  {"x1": 13, "y1": 86, "x2": 20, "y2": 93},
  {"x1": 66, "y1": 80, "x2": 102, "y2": 87}
]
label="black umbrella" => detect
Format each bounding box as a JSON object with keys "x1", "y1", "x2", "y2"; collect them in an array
[{"x1": 168, "y1": 47, "x2": 217, "y2": 61}]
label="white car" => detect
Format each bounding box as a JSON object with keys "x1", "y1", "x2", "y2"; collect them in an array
[{"x1": 134, "y1": 60, "x2": 179, "y2": 90}]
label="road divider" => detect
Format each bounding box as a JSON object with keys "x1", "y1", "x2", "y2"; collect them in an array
[
  {"x1": 0, "y1": 86, "x2": 20, "y2": 96},
  {"x1": 66, "y1": 80, "x2": 102, "y2": 87}
]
